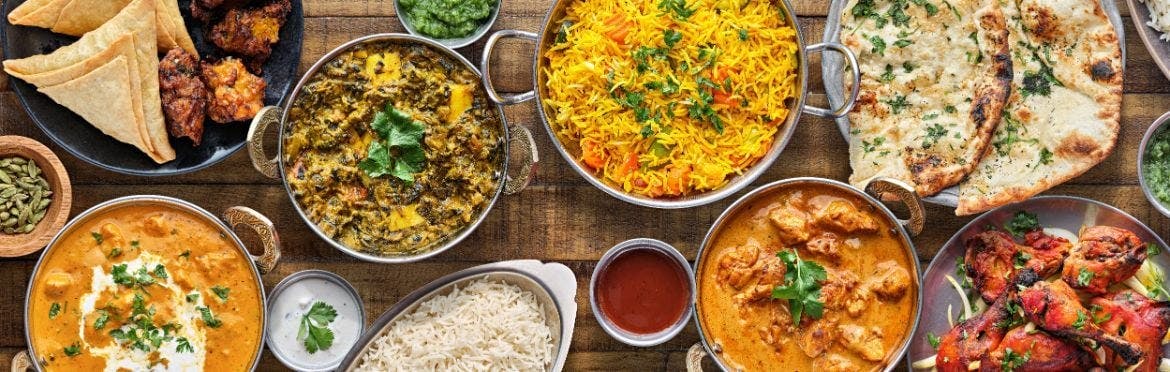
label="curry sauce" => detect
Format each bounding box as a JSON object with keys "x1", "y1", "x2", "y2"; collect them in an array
[
  {"x1": 698, "y1": 186, "x2": 917, "y2": 371},
  {"x1": 28, "y1": 204, "x2": 263, "y2": 370}
]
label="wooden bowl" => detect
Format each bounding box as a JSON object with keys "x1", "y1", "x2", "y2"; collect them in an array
[{"x1": 0, "y1": 136, "x2": 71, "y2": 257}]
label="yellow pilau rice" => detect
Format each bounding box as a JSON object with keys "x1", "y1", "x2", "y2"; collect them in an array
[{"x1": 543, "y1": 0, "x2": 798, "y2": 197}]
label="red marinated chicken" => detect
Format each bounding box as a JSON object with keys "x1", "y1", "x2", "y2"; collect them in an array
[
  {"x1": 1091, "y1": 290, "x2": 1170, "y2": 371},
  {"x1": 986, "y1": 327, "x2": 1096, "y2": 371},
  {"x1": 965, "y1": 230, "x2": 1072, "y2": 303},
  {"x1": 159, "y1": 49, "x2": 209, "y2": 145},
  {"x1": 1062, "y1": 226, "x2": 1147, "y2": 295},
  {"x1": 936, "y1": 295, "x2": 1013, "y2": 371},
  {"x1": 1018, "y1": 278, "x2": 1144, "y2": 365}
]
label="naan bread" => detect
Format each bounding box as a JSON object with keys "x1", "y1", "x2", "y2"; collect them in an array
[
  {"x1": 842, "y1": 0, "x2": 1013, "y2": 196},
  {"x1": 8, "y1": 0, "x2": 196, "y2": 56},
  {"x1": 4, "y1": 0, "x2": 175, "y2": 163},
  {"x1": 37, "y1": 56, "x2": 156, "y2": 159},
  {"x1": 955, "y1": 0, "x2": 1122, "y2": 215}
]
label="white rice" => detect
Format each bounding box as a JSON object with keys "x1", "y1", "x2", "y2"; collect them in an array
[
  {"x1": 1143, "y1": 0, "x2": 1170, "y2": 41},
  {"x1": 354, "y1": 277, "x2": 555, "y2": 372}
]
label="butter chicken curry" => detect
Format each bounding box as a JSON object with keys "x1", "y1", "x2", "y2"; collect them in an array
[
  {"x1": 698, "y1": 185, "x2": 918, "y2": 371},
  {"x1": 28, "y1": 204, "x2": 263, "y2": 370}
]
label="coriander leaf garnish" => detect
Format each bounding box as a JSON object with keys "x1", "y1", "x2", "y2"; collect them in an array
[
  {"x1": 212, "y1": 285, "x2": 231, "y2": 301},
  {"x1": 91, "y1": 232, "x2": 103, "y2": 245},
  {"x1": 176, "y1": 337, "x2": 194, "y2": 353},
  {"x1": 927, "y1": 332, "x2": 941, "y2": 349},
  {"x1": 64, "y1": 342, "x2": 81, "y2": 357},
  {"x1": 112, "y1": 264, "x2": 134, "y2": 286},
  {"x1": 868, "y1": 35, "x2": 887, "y2": 56},
  {"x1": 663, "y1": 29, "x2": 682, "y2": 48},
  {"x1": 657, "y1": 0, "x2": 695, "y2": 20},
  {"x1": 1076, "y1": 267, "x2": 1094, "y2": 287},
  {"x1": 1012, "y1": 251, "x2": 1032, "y2": 269},
  {"x1": 1004, "y1": 210, "x2": 1039, "y2": 238},
  {"x1": 49, "y1": 302, "x2": 62, "y2": 319},
  {"x1": 299, "y1": 301, "x2": 338, "y2": 354},
  {"x1": 197, "y1": 306, "x2": 223, "y2": 328},
  {"x1": 153, "y1": 264, "x2": 168, "y2": 280},
  {"x1": 93, "y1": 310, "x2": 110, "y2": 330},
  {"x1": 882, "y1": 94, "x2": 909, "y2": 114},
  {"x1": 1148, "y1": 243, "x2": 1162, "y2": 257},
  {"x1": 1001, "y1": 347, "x2": 1031, "y2": 371},
  {"x1": 359, "y1": 104, "x2": 426, "y2": 183},
  {"x1": 1072, "y1": 310, "x2": 1087, "y2": 330},
  {"x1": 187, "y1": 293, "x2": 200, "y2": 303},
  {"x1": 771, "y1": 250, "x2": 827, "y2": 325}
]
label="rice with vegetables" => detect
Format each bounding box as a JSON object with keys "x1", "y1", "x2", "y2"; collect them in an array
[{"x1": 543, "y1": 0, "x2": 799, "y2": 197}]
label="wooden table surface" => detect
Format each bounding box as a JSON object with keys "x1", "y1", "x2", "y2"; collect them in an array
[{"x1": 2, "y1": 0, "x2": 1170, "y2": 370}]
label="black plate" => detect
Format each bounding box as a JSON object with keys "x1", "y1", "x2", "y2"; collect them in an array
[{"x1": 1, "y1": 0, "x2": 303, "y2": 176}]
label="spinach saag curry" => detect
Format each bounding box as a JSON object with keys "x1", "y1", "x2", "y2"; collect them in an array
[
  {"x1": 283, "y1": 41, "x2": 503, "y2": 256},
  {"x1": 698, "y1": 185, "x2": 918, "y2": 371},
  {"x1": 28, "y1": 204, "x2": 263, "y2": 370}
]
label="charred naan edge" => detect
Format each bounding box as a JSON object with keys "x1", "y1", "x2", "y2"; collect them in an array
[
  {"x1": 955, "y1": 0, "x2": 1122, "y2": 215},
  {"x1": 842, "y1": 0, "x2": 1013, "y2": 197}
]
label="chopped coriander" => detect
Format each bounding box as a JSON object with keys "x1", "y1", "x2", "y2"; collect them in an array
[
  {"x1": 738, "y1": 29, "x2": 749, "y2": 41},
  {"x1": 880, "y1": 64, "x2": 896, "y2": 82},
  {"x1": 862, "y1": 136, "x2": 886, "y2": 154},
  {"x1": 130, "y1": 240, "x2": 140, "y2": 249},
  {"x1": 1072, "y1": 310, "x2": 1087, "y2": 330},
  {"x1": 176, "y1": 337, "x2": 194, "y2": 353},
  {"x1": 882, "y1": 94, "x2": 909, "y2": 114},
  {"x1": 187, "y1": 293, "x2": 200, "y2": 303},
  {"x1": 911, "y1": 0, "x2": 940, "y2": 16},
  {"x1": 1149, "y1": 243, "x2": 1162, "y2": 257},
  {"x1": 300, "y1": 302, "x2": 338, "y2": 353},
  {"x1": 49, "y1": 302, "x2": 62, "y2": 319},
  {"x1": 212, "y1": 286, "x2": 231, "y2": 301},
  {"x1": 107, "y1": 247, "x2": 122, "y2": 259},
  {"x1": 922, "y1": 123, "x2": 947, "y2": 149},
  {"x1": 179, "y1": 250, "x2": 191, "y2": 259},
  {"x1": 1004, "y1": 210, "x2": 1039, "y2": 238},
  {"x1": 851, "y1": 0, "x2": 888, "y2": 28},
  {"x1": 903, "y1": 61, "x2": 916, "y2": 72},
  {"x1": 1037, "y1": 148, "x2": 1054, "y2": 166},
  {"x1": 1001, "y1": 348, "x2": 1031, "y2": 371},
  {"x1": 1012, "y1": 251, "x2": 1032, "y2": 269},
  {"x1": 197, "y1": 306, "x2": 222, "y2": 328},
  {"x1": 663, "y1": 29, "x2": 682, "y2": 48},
  {"x1": 944, "y1": 105, "x2": 957, "y2": 114},
  {"x1": 93, "y1": 310, "x2": 110, "y2": 330},
  {"x1": 658, "y1": 0, "x2": 695, "y2": 20},
  {"x1": 91, "y1": 232, "x2": 103, "y2": 245},
  {"x1": 64, "y1": 342, "x2": 81, "y2": 357},
  {"x1": 153, "y1": 264, "x2": 168, "y2": 280},
  {"x1": 894, "y1": 39, "x2": 913, "y2": 48},
  {"x1": 868, "y1": 35, "x2": 887, "y2": 56},
  {"x1": 887, "y1": 2, "x2": 911, "y2": 27},
  {"x1": 927, "y1": 332, "x2": 941, "y2": 349},
  {"x1": 1077, "y1": 267, "x2": 1094, "y2": 287}
]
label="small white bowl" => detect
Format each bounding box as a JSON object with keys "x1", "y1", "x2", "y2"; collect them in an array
[
  {"x1": 393, "y1": 0, "x2": 501, "y2": 49},
  {"x1": 1138, "y1": 110, "x2": 1170, "y2": 219}
]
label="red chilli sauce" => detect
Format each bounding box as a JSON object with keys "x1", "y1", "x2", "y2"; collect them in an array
[{"x1": 596, "y1": 248, "x2": 690, "y2": 334}]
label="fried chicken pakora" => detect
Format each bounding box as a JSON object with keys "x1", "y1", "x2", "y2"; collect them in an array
[
  {"x1": 209, "y1": 0, "x2": 291, "y2": 72},
  {"x1": 202, "y1": 57, "x2": 266, "y2": 123},
  {"x1": 159, "y1": 49, "x2": 210, "y2": 145}
]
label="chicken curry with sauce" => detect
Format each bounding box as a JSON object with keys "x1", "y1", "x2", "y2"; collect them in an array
[
  {"x1": 698, "y1": 184, "x2": 918, "y2": 371},
  {"x1": 27, "y1": 204, "x2": 263, "y2": 370}
]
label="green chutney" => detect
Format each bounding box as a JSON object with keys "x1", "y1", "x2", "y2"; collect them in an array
[
  {"x1": 1145, "y1": 128, "x2": 1170, "y2": 205},
  {"x1": 400, "y1": 0, "x2": 497, "y2": 39}
]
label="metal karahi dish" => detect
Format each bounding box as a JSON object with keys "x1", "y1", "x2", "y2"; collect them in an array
[
  {"x1": 480, "y1": 0, "x2": 862, "y2": 209},
  {"x1": 907, "y1": 196, "x2": 1170, "y2": 370},
  {"x1": 687, "y1": 177, "x2": 925, "y2": 371},
  {"x1": 1138, "y1": 111, "x2": 1170, "y2": 219},
  {"x1": 336, "y1": 260, "x2": 577, "y2": 371},
  {"x1": 246, "y1": 33, "x2": 538, "y2": 264},
  {"x1": 12, "y1": 195, "x2": 281, "y2": 371}
]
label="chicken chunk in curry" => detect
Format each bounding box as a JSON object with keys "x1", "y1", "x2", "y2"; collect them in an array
[{"x1": 699, "y1": 186, "x2": 918, "y2": 371}]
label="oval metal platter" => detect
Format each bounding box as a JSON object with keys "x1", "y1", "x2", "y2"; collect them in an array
[
  {"x1": 905, "y1": 196, "x2": 1170, "y2": 367},
  {"x1": 820, "y1": 0, "x2": 1126, "y2": 207},
  {"x1": 0, "y1": 0, "x2": 304, "y2": 176}
]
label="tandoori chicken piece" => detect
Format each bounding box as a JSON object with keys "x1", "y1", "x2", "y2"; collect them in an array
[
  {"x1": 159, "y1": 48, "x2": 209, "y2": 145},
  {"x1": 1062, "y1": 226, "x2": 1147, "y2": 295},
  {"x1": 1091, "y1": 290, "x2": 1170, "y2": 372},
  {"x1": 202, "y1": 57, "x2": 266, "y2": 123},
  {"x1": 936, "y1": 294, "x2": 1014, "y2": 371},
  {"x1": 986, "y1": 326, "x2": 1096, "y2": 371},
  {"x1": 209, "y1": 0, "x2": 291, "y2": 72},
  {"x1": 965, "y1": 230, "x2": 1072, "y2": 303},
  {"x1": 191, "y1": 0, "x2": 254, "y2": 23},
  {"x1": 1018, "y1": 278, "x2": 1144, "y2": 366}
]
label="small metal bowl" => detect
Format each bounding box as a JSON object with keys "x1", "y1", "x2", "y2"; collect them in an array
[
  {"x1": 590, "y1": 238, "x2": 695, "y2": 347},
  {"x1": 266, "y1": 270, "x2": 366, "y2": 372},
  {"x1": 393, "y1": 0, "x2": 501, "y2": 49},
  {"x1": 1137, "y1": 110, "x2": 1170, "y2": 219}
]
